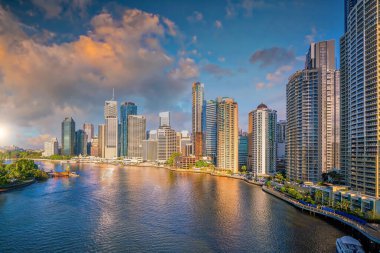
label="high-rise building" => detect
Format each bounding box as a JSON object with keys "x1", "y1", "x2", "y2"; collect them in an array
[
  {"x1": 249, "y1": 104, "x2": 277, "y2": 176},
  {"x1": 286, "y1": 40, "x2": 340, "y2": 183},
  {"x1": 238, "y1": 132, "x2": 248, "y2": 170},
  {"x1": 42, "y1": 138, "x2": 58, "y2": 157},
  {"x1": 159, "y1": 112, "x2": 170, "y2": 127},
  {"x1": 276, "y1": 120, "x2": 287, "y2": 160},
  {"x1": 287, "y1": 70, "x2": 320, "y2": 182},
  {"x1": 127, "y1": 115, "x2": 146, "y2": 158},
  {"x1": 98, "y1": 124, "x2": 105, "y2": 158},
  {"x1": 180, "y1": 131, "x2": 192, "y2": 156},
  {"x1": 157, "y1": 126, "x2": 176, "y2": 163},
  {"x1": 307, "y1": 40, "x2": 340, "y2": 173},
  {"x1": 340, "y1": 0, "x2": 380, "y2": 197},
  {"x1": 148, "y1": 130, "x2": 158, "y2": 140},
  {"x1": 192, "y1": 82, "x2": 204, "y2": 157},
  {"x1": 90, "y1": 137, "x2": 99, "y2": 157},
  {"x1": 120, "y1": 102, "x2": 137, "y2": 157},
  {"x1": 83, "y1": 123, "x2": 94, "y2": 140},
  {"x1": 104, "y1": 99, "x2": 118, "y2": 159},
  {"x1": 75, "y1": 129, "x2": 88, "y2": 156},
  {"x1": 204, "y1": 99, "x2": 219, "y2": 162},
  {"x1": 217, "y1": 97, "x2": 238, "y2": 173},
  {"x1": 142, "y1": 139, "x2": 158, "y2": 162},
  {"x1": 61, "y1": 117, "x2": 75, "y2": 156}
]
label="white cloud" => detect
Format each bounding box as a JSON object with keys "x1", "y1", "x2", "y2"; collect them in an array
[{"x1": 215, "y1": 20, "x2": 223, "y2": 29}]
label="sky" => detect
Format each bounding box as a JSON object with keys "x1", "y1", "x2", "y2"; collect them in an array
[{"x1": 0, "y1": 0, "x2": 344, "y2": 149}]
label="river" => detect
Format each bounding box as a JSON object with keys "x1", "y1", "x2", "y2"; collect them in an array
[{"x1": 0, "y1": 161, "x2": 346, "y2": 252}]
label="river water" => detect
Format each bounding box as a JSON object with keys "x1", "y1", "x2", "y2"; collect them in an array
[{"x1": 0, "y1": 161, "x2": 346, "y2": 252}]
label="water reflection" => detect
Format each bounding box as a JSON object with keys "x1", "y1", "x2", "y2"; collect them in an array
[{"x1": 0, "y1": 162, "x2": 345, "y2": 252}]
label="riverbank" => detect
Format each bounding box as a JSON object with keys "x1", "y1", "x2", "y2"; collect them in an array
[
  {"x1": 0, "y1": 179, "x2": 36, "y2": 192},
  {"x1": 263, "y1": 185, "x2": 380, "y2": 251}
]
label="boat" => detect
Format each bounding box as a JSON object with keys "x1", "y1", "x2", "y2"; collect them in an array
[{"x1": 336, "y1": 236, "x2": 365, "y2": 253}]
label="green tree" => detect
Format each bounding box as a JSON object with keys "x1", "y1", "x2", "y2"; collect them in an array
[
  {"x1": 314, "y1": 190, "x2": 323, "y2": 204},
  {"x1": 195, "y1": 160, "x2": 209, "y2": 168},
  {"x1": 241, "y1": 165, "x2": 247, "y2": 174},
  {"x1": 167, "y1": 152, "x2": 181, "y2": 166}
]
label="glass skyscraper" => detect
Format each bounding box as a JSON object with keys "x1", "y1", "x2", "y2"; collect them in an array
[
  {"x1": 120, "y1": 102, "x2": 137, "y2": 157},
  {"x1": 204, "y1": 99, "x2": 219, "y2": 163},
  {"x1": 61, "y1": 117, "x2": 75, "y2": 156}
]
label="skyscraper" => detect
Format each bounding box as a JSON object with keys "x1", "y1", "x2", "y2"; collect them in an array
[
  {"x1": 217, "y1": 97, "x2": 238, "y2": 173},
  {"x1": 276, "y1": 120, "x2": 287, "y2": 160},
  {"x1": 286, "y1": 40, "x2": 340, "y2": 183},
  {"x1": 42, "y1": 138, "x2": 58, "y2": 157},
  {"x1": 98, "y1": 124, "x2": 105, "y2": 158},
  {"x1": 127, "y1": 115, "x2": 146, "y2": 158},
  {"x1": 287, "y1": 70, "x2": 320, "y2": 182},
  {"x1": 90, "y1": 137, "x2": 99, "y2": 157},
  {"x1": 204, "y1": 99, "x2": 219, "y2": 162},
  {"x1": 159, "y1": 111, "x2": 170, "y2": 127},
  {"x1": 75, "y1": 129, "x2": 87, "y2": 156},
  {"x1": 341, "y1": 0, "x2": 380, "y2": 197},
  {"x1": 238, "y1": 132, "x2": 248, "y2": 170},
  {"x1": 104, "y1": 98, "x2": 118, "y2": 159},
  {"x1": 61, "y1": 117, "x2": 75, "y2": 156},
  {"x1": 83, "y1": 123, "x2": 94, "y2": 140},
  {"x1": 120, "y1": 102, "x2": 137, "y2": 157},
  {"x1": 157, "y1": 126, "x2": 177, "y2": 163},
  {"x1": 306, "y1": 40, "x2": 340, "y2": 173},
  {"x1": 192, "y1": 82, "x2": 204, "y2": 157},
  {"x1": 249, "y1": 104, "x2": 277, "y2": 176}
]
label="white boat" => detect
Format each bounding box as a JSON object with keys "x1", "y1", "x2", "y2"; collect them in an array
[{"x1": 336, "y1": 236, "x2": 365, "y2": 253}]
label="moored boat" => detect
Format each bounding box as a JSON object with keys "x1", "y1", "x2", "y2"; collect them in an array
[{"x1": 336, "y1": 236, "x2": 365, "y2": 253}]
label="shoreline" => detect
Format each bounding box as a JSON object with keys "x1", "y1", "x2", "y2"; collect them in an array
[{"x1": 0, "y1": 179, "x2": 36, "y2": 192}]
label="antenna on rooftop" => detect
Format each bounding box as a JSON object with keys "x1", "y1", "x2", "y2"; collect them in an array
[{"x1": 112, "y1": 88, "x2": 115, "y2": 101}]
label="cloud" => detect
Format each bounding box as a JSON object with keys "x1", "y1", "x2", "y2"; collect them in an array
[
  {"x1": 187, "y1": 11, "x2": 203, "y2": 23},
  {"x1": 26, "y1": 134, "x2": 54, "y2": 149},
  {"x1": 0, "y1": 7, "x2": 198, "y2": 147},
  {"x1": 218, "y1": 56, "x2": 226, "y2": 62},
  {"x1": 192, "y1": 35, "x2": 197, "y2": 43},
  {"x1": 202, "y1": 64, "x2": 233, "y2": 78},
  {"x1": 249, "y1": 47, "x2": 295, "y2": 68},
  {"x1": 305, "y1": 26, "x2": 317, "y2": 44},
  {"x1": 32, "y1": 0, "x2": 92, "y2": 18},
  {"x1": 254, "y1": 64, "x2": 294, "y2": 90},
  {"x1": 226, "y1": 0, "x2": 270, "y2": 18},
  {"x1": 214, "y1": 20, "x2": 223, "y2": 29}
]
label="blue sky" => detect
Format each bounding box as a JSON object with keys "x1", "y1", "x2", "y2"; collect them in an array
[{"x1": 0, "y1": 0, "x2": 344, "y2": 148}]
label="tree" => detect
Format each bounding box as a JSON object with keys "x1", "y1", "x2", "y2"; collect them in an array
[
  {"x1": 167, "y1": 152, "x2": 181, "y2": 166},
  {"x1": 341, "y1": 199, "x2": 350, "y2": 212},
  {"x1": 241, "y1": 165, "x2": 247, "y2": 174},
  {"x1": 195, "y1": 160, "x2": 209, "y2": 168},
  {"x1": 314, "y1": 190, "x2": 323, "y2": 204}
]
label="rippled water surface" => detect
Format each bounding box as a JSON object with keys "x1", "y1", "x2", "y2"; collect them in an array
[{"x1": 0, "y1": 162, "x2": 346, "y2": 252}]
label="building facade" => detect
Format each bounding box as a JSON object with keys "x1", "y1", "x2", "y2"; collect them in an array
[
  {"x1": 43, "y1": 138, "x2": 58, "y2": 157},
  {"x1": 61, "y1": 117, "x2": 75, "y2": 156},
  {"x1": 249, "y1": 104, "x2": 277, "y2": 176},
  {"x1": 120, "y1": 102, "x2": 137, "y2": 157},
  {"x1": 75, "y1": 129, "x2": 87, "y2": 156},
  {"x1": 159, "y1": 111, "x2": 170, "y2": 127},
  {"x1": 340, "y1": 0, "x2": 380, "y2": 197},
  {"x1": 142, "y1": 139, "x2": 158, "y2": 162},
  {"x1": 276, "y1": 120, "x2": 287, "y2": 160},
  {"x1": 90, "y1": 137, "x2": 99, "y2": 157},
  {"x1": 157, "y1": 126, "x2": 177, "y2": 163},
  {"x1": 192, "y1": 82, "x2": 204, "y2": 157},
  {"x1": 127, "y1": 115, "x2": 146, "y2": 158},
  {"x1": 216, "y1": 98, "x2": 238, "y2": 173},
  {"x1": 204, "y1": 99, "x2": 218, "y2": 163},
  {"x1": 104, "y1": 100, "x2": 118, "y2": 159},
  {"x1": 98, "y1": 124, "x2": 105, "y2": 158},
  {"x1": 238, "y1": 132, "x2": 248, "y2": 170}
]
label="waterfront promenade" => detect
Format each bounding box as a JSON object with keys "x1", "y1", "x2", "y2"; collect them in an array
[{"x1": 263, "y1": 186, "x2": 380, "y2": 246}]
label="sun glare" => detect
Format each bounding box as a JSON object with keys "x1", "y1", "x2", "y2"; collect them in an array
[{"x1": 0, "y1": 126, "x2": 7, "y2": 140}]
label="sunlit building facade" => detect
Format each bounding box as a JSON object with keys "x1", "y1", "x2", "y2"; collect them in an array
[
  {"x1": 104, "y1": 100, "x2": 118, "y2": 159},
  {"x1": 192, "y1": 82, "x2": 204, "y2": 157},
  {"x1": 61, "y1": 117, "x2": 75, "y2": 156},
  {"x1": 127, "y1": 115, "x2": 146, "y2": 158},
  {"x1": 120, "y1": 102, "x2": 137, "y2": 157}
]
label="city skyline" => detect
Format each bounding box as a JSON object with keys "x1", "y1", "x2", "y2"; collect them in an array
[{"x1": 0, "y1": 0, "x2": 344, "y2": 149}]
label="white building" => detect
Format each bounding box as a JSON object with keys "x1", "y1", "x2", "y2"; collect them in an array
[
  {"x1": 159, "y1": 112, "x2": 170, "y2": 127},
  {"x1": 104, "y1": 99, "x2": 118, "y2": 159},
  {"x1": 127, "y1": 115, "x2": 146, "y2": 158},
  {"x1": 43, "y1": 138, "x2": 58, "y2": 157},
  {"x1": 249, "y1": 103, "x2": 277, "y2": 176}
]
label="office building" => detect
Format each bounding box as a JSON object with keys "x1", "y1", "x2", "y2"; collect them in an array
[
  {"x1": 120, "y1": 102, "x2": 137, "y2": 156},
  {"x1": 159, "y1": 111, "x2": 170, "y2": 127},
  {"x1": 204, "y1": 99, "x2": 219, "y2": 162},
  {"x1": 127, "y1": 115, "x2": 146, "y2": 158},
  {"x1": 238, "y1": 132, "x2": 248, "y2": 170},
  {"x1": 42, "y1": 138, "x2": 58, "y2": 157},
  {"x1": 217, "y1": 97, "x2": 238, "y2": 173},
  {"x1": 90, "y1": 137, "x2": 99, "y2": 157},
  {"x1": 98, "y1": 124, "x2": 105, "y2": 158},
  {"x1": 61, "y1": 117, "x2": 75, "y2": 156},
  {"x1": 142, "y1": 139, "x2": 158, "y2": 162},
  {"x1": 157, "y1": 126, "x2": 176, "y2": 163},
  {"x1": 75, "y1": 129, "x2": 87, "y2": 156},
  {"x1": 249, "y1": 104, "x2": 277, "y2": 176},
  {"x1": 341, "y1": 0, "x2": 380, "y2": 197},
  {"x1": 104, "y1": 98, "x2": 118, "y2": 159},
  {"x1": 83, "y1": 123, "x2": 94, "y2": 140},
  {"x1": 276, "y1": 120, "x2": 287, "y2": 160},
  {"x1": 192, "y1": 82, "x2": 204, "y2": 157}
]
